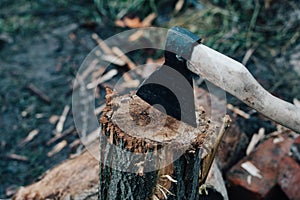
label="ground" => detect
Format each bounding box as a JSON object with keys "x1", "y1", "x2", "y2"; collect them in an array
[{"x1": 0, "y1": 0, "x2": 299, "y2": 198}]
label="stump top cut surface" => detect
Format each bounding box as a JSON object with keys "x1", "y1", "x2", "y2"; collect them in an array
[{"x1": 102, "y1": 90, "x2": 216, "y2": 146}]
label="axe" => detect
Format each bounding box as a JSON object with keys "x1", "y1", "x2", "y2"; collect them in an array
[{"x1": 137, "y1": 26, "x2": 300, "y2": 133}]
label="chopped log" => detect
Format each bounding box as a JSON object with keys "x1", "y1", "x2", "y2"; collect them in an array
[
  {"x1": 98, "y1": 88, "x2": 229, "y2": 199},
  {"x1": 12, "y1": 141, "x2": 99, "y2": 200}
]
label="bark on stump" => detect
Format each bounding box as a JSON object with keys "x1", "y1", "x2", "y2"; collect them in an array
[{"x1": 99, "y1": 88, "x2": 226, "y2": 200}]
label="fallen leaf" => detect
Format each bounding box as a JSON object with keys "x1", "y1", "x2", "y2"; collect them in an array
[{"x1": 124, "y1": 17, "x2": 143, "y2": 28}]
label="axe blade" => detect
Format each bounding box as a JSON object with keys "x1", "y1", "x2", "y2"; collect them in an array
[{"x1": 136, "y1": 27, "x2": 201, "y2": 127}]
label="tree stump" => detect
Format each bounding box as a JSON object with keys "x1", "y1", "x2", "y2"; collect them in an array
[{"x1": 99, "y1": 88, "x2": 229, "y2": 200}]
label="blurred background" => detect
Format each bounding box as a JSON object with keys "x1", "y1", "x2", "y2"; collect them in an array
[{"x1": 0, "y1": 0, "x2": 299, "y2": 198}]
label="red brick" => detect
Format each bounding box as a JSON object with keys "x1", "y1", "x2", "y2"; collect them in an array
[
  {"x1": 227, "y1": 134, "x2": 293, "y2": 200},
  {"x1": 278, "y1": 156, "x2": 300, "y2": 200}
]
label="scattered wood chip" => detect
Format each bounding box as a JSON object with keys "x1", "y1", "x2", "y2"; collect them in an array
[
  {"x1": 18, "y1": 129, "x2": 40, "y2": 147},
  {"x1": 49, "y1": 115, "x2": 60, "y2": 124},
  {"x1": 242, "y1": 48, "x2": 256, "y2": 66},
  {"x1": 162, "y1": 175, "x2": 178, "y2": 183},
  {"x1": 247, "y1": 175, "x2": 252, "y2": 185},
  {"x1": 117, "y1": 80, "x2": 140, "y2": 90},
  {"x1": 86, "y1": 69, "x2": 118, "y2": 89},
  {"x1": 246, "y1": 127, "x2": 265, "y2": 155},
  {"x1": 47, "y1": 126, "x2": 75, "y2": 146},
  {"x1": 69, "y1": 139, "x2": 81, "y2": 149},
  {"x1": 73, "y1": 59, "x2": 99, "y2": 90},
  {"x1": 294, "y1": 98, "x2": 300, "y2": 108},
  {"x1": 81, "y1": 128, "x2": 101, "y2": 146},
  {"x1": 141, "y1": 13, "x2": 157, "y2": 27},
  {"x1": 129, "y1": 30, "x2": 144, "y2": 42},
  {"x1": 56, "y1": 105, "x2": 70, "y2": 135},
  {"x1": 91, "y1": 33, "x2": 113, "y2": 54},
  {"x1": 227, "y1": 104, "x2": 250, "y2": 119},
  {"x1": 241, "y1": 161, "x2": 262, "y2": 179},
  {"x1": 35, "y1": 113, "x2": 44, "y2": 119},
  {"x1": 27, "y1": 83, "x2": 51, "y2": 103},
  {"x1": 175, "y1": 0, "x2": 185, "y2": 13},
  {"x1": 112, "y1": 47, "x2": 136, "y2": 70},
  {"x1": 5, "y1": 153, "x2": 29, "y2": 162},
  {"x1": 47, "y1": 140, "x2": 68, "y2": 157},
  {"x1": 101, "y1": 54, "x2": 126, "y2": 66},
  {"x1": 273, "y1": 136, "x2": 284, "y2": 144},
  {"x1": 6, "y1": 185, "x2": 19, "y2": 197}
]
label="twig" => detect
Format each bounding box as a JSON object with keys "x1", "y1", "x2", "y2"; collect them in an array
[
  {"x1": 199, "y1": 115, "x2": 231, "y2": 185},
  {"x1": 27, "y1": 83, "x2": 51, "y2": 103}
]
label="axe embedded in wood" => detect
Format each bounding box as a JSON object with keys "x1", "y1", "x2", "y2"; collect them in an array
[{"x1": 137, "y1": 26, "x2": 300, "y2": 133}]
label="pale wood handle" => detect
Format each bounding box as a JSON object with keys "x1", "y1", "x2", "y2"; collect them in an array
[{"x1": 188, "y1": 44, "x2": 300, "y2": 133}]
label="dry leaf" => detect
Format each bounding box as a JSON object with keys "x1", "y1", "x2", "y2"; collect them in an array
[
  {"x1": 116, "y1": 13, "x2": 156, "y2": 28},
  {"x1": 124, "y1": 17, "x2": 143, "y2": 28}
]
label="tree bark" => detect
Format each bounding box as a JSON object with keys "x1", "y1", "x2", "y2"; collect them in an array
[{"x1": 98, "y1": 88, "x2": 227, "y2": 200}]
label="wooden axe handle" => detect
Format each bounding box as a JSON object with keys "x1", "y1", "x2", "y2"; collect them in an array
[{"x1": 188, "y1": 44, "x2": 300, "y2": 133}]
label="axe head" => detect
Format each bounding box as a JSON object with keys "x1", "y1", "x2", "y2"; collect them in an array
[{"x1": 136, "y1": 27, "x2": 201, "y2": 127}]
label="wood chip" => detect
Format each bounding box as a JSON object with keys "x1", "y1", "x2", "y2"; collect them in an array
[
  {"x1": 49, "y1": 115, "x2": 60, "y2": 124},
  {"x1": 47, "y1": 126, "x2": 75, "y2": 146},
  {"x1": 294, "y1": 98, "x2": 300, "y2": 107},
  {"x1": 162, "y1": 175, "x2": 178, "y2": 183},
  {"x1": 112, "y1": 47, "x2": 136, "y2": 70},
  {"x1": 56, "y1": 105, "x2": 70, "y2": 134},
  {"x1": 273, "y1": 136, "x2": 284, "y2": 144},
  {"x1": 101, "y1": 54, "x2": 126, "y2": 66},
  {"x1": 47, "y1": 140, "x2": 67, "y2": 157},
  {"x1": 5, "y1": 153, "x2": 29, "y2": 162},
  {"x1": 73, "y1": 59, "x2": 99, "y2": 90},
  {"x1": 18, "y1": 129, "x2": 40, "y2": 147},
  {"x1": 175, "y1": 0, "x2": 185, "y2": 13},
  {"x1": 27, "y1": 83, "x2": 51, "y2": 103},
  {"x1": 242, "y1": 48, "x2": 255, "y2": 66},
  {"x1": 227, "y1": 103, "x2": 250, "y2": 119},
  {"x1": 246, "y1": 127, "x2": 265, "y2": 155},
  {"x1": 86, "y1": 69, "x2": 118, "y2": 89},
  {"x1": 241, "y1": 161, "x2": 262, "y2": 179},
  {"x1": 129, "y1": 30, "x2": 144, "y2": 42},
  {"x1": 141, "y1": 13, "x2": 157, "y2": 27},
  {"x1": 92, "y1": 33, "x2": 113, "y2": 54}
]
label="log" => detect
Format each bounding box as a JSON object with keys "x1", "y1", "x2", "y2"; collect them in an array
[
  {"x1": 98, "y1": 87, "x2": 230, "y2": 200},
  {"x1": 12, "y1": 141, "x2": 99, "y2": 200}
]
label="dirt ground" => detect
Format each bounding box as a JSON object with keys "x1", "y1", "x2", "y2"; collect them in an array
[{"x1": 0, "y1": 0, "x2": 299, "y2": 198}]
